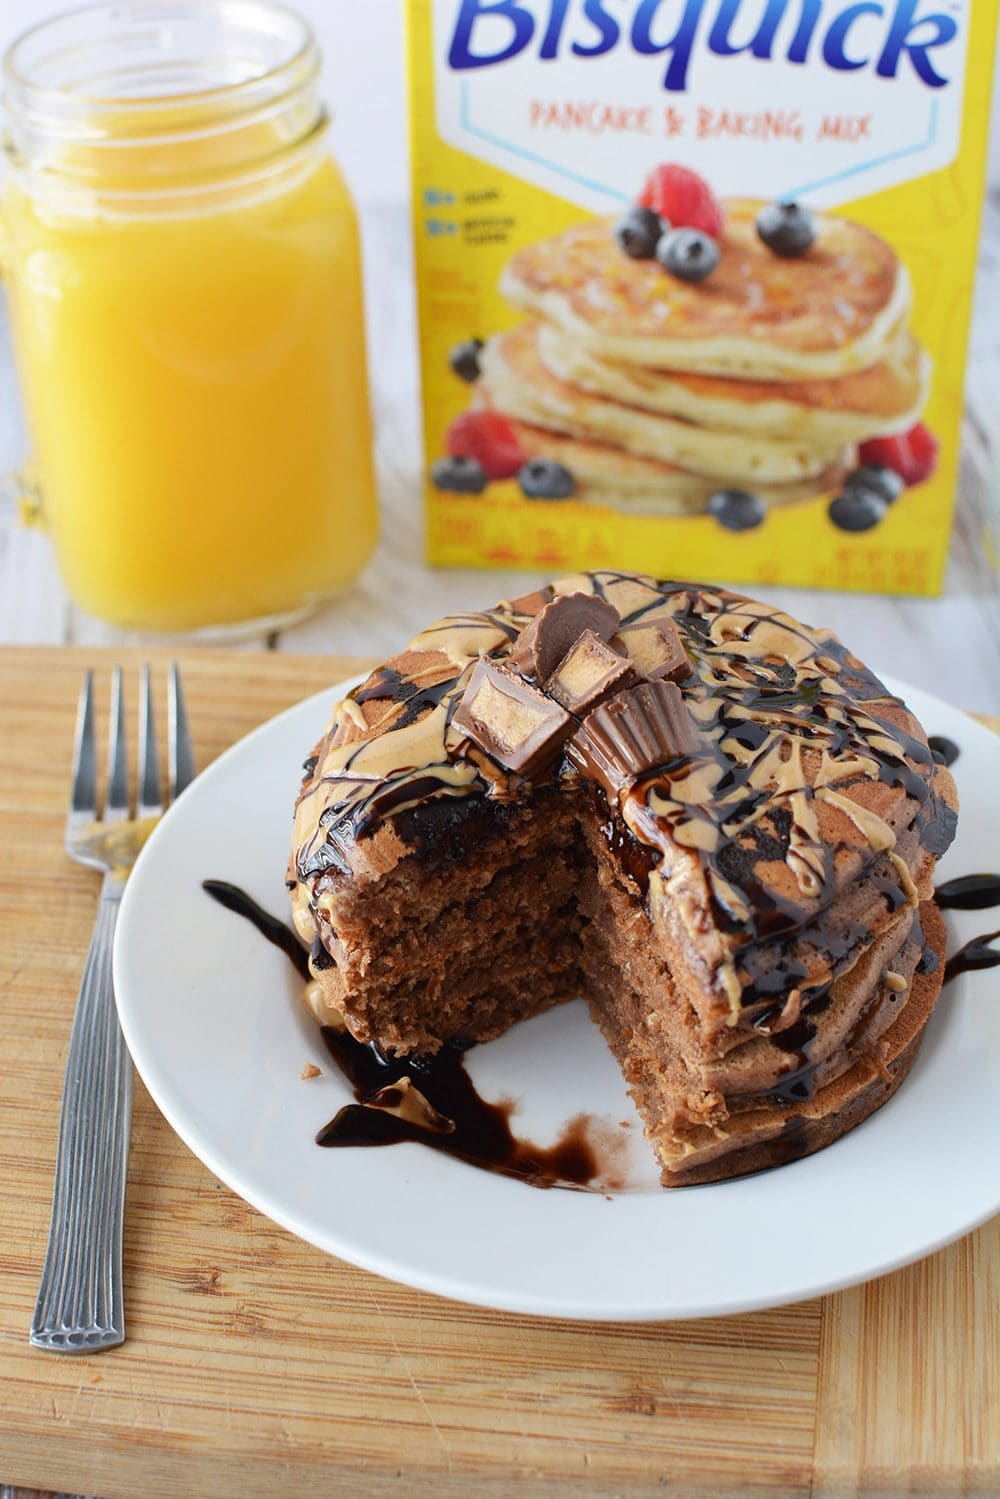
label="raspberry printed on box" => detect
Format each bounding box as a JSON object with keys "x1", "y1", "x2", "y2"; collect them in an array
[{"x1": 405, "y1": 0, "x2": 997, "y2": 595}]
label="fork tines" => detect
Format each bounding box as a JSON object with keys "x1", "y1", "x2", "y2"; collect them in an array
[{"x1": 70, "y1": 665, "x2": 195, "y2": 826}]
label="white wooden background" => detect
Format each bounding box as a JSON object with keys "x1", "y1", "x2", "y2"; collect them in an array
[{"x1": 1, "y1": 192, "x2": 998, "y2": 711}]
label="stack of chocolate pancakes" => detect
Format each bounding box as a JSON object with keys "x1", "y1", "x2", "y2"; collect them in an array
[{"x1": 290, "y1": 573, "x2": 957, "y2": 1185}]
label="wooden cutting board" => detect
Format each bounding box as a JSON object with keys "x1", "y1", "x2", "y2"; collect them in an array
[{"x1": 1, "y1": 646, "x2": 996, "y2": 1499}]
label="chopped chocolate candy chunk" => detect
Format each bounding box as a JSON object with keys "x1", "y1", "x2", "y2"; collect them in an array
[
  {"x1": 548, "y1": 630, "x2": 639, "y2": 715},
  {"x1": 452, "y1": 657, "x2": 572, "y2": 777},
  {"x1": 508, "y1": 591, "x2": 620, "y2": 684},
  {"x1": 567, "y1": 680, "x2": 700, "y2": 801},
  {"x1": 612, "y1": 615, "x2": 691, "y2": 683}
]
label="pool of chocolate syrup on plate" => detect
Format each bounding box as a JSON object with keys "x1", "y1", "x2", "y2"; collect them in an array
[{"x1": 203, "y1": 879, "x2": 601, "y2": 1189}]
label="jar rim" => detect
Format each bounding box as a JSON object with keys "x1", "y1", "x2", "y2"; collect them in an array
[{"x1": 3, "y1": 0, "x2": 319, "y2": 140}]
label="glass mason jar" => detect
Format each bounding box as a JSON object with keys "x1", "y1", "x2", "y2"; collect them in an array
[{"x1": 0, "y1": 0, "x2": 377, "y2": 637}]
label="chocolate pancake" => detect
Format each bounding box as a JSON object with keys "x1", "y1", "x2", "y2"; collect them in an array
[
  {"x1": 289, "y1": 573, "x2": 957, "y2": 1186},
  {"x1": 501, "y1": 200, "x2": 908, "y2": 380}
]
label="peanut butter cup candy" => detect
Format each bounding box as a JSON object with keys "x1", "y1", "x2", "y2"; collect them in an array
[{"x1": 289, "y1": 572, "x2": 957, "y2": 1186}]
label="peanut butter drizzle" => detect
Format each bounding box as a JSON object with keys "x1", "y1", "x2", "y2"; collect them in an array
[{"x1": 292, "y1": 572, "x2": 949, "y2": 1018}]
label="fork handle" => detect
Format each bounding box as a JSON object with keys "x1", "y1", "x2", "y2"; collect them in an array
[{"x1": 31, "y1": 881, "x2": 133, "y2": 1353}]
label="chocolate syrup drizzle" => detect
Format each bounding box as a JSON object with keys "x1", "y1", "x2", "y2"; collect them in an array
[
  {"x1": 935, "y1": 872, "x2": 1000, "y2": 985},
  {"x1": 912, "y1": 911, "x2": 940, "y2": 975},
  {"x1": 290, "y1": 573, "x2": 957, "y2": 1031},
  {"x1": 203, "y1": 880, "x2": 602, "y2": 1189},
  {"x1": 753, "y1": 988, "x2": 835, "y2": 1105},
  {"x1": 944, "y1": 931, "x2": 1000, "y2": 984},
  {"x1": 928, "y1": 736, "x2": 960, "y2": 768},
  {"x1": 203, "y1": 880, "x2": 310, "y2": 979},
  {"x1": 935, "y1": 873, "x2": 1000, "y2": 911}
]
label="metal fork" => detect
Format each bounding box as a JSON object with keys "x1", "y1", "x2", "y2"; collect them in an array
[{"x1": 30, "y1": 664, "x2": 195, "y2": 1353}]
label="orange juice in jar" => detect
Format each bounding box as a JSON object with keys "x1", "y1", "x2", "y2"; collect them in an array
[{"x1": 0, "y1": 0, "x2": 377, "y2": 635}]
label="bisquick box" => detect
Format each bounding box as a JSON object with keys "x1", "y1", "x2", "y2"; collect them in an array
[{"x1": 405, "y1": 0, "x2": 997, "y2": 594}]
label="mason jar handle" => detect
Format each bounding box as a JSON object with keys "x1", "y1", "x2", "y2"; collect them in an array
[{"x1": 0, "y1": 466, "x2": 44, "y2": 531}]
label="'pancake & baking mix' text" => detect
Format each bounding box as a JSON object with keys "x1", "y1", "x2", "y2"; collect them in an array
[{"x1": 405, "y1": 0, "x2": 997, "y2": 594}]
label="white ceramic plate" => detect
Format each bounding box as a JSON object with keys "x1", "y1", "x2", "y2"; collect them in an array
[{"x1": 114, "y1": 674, "x2": 1000, "y2": 1321}]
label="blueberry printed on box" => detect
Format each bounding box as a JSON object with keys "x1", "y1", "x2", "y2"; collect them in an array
[{"x1": 407, "y1": 0, "x2": 996, "y2": 594}]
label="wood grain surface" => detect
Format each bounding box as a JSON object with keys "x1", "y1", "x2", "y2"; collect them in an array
[{"x1": 1, "y1": 647, "x2": 996, "y2": 1499}]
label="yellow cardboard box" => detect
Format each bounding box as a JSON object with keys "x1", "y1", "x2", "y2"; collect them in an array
[{"x1": 407, "y1": 0, "x2": 997, "y2": 594}]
